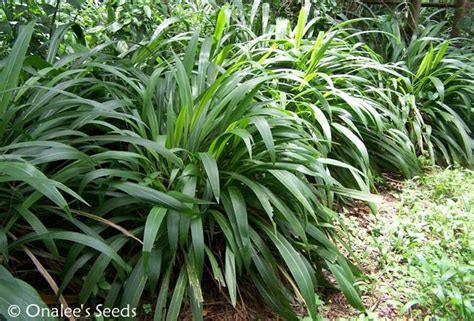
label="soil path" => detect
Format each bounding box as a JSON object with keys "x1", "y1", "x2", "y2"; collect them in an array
[{"x1": 322, "y1": 179, "x2": 405, "y2": 320}]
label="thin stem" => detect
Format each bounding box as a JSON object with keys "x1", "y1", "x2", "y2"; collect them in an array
[{"x1": 50, "y1": 0, "x2": 61, "y2": 40}]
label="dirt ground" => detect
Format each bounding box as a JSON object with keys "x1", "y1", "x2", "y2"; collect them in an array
[{"x1": 322, "y1": 181, "x2": 402, "y2": 320}]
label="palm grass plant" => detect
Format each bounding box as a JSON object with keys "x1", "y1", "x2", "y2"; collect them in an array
[
  {"x1": 0, "y1": 2, "x2": 473, "y2": 320},
  {"x1": 235, "y1": 7, "x2": 422, "y2": 183},
  {"x1": 0, "y1": 13, "x2": 376, "y2": 320},
  {"x1": 359, "y1": 15, "x2": 474, "y2": 165}
]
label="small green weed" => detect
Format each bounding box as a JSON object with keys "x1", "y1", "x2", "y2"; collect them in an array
[{"x1": 338, "y1": 167, "x2": 474, "y2": 320}]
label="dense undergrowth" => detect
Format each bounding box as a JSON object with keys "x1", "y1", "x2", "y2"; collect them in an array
[{"x1": 0, "y1": 1, "x2": 472, "y2": 320}]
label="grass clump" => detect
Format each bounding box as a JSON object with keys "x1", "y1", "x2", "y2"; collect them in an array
[{"x1": 0, "y1": 1, "x2": 472, "y2": 319}]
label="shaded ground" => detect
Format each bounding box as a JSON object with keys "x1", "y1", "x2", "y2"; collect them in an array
[
  {"x1": 321, "y1": 179, "x2": 403, "y2": 320},
  {"x1": 180, "y1": 279, "x2": 278, "y2": 321},
  {"x1": 323, "y1": 168, "x2": 474, "y2": 320}
]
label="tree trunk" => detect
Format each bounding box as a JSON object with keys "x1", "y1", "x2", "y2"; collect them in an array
[
  {"x1": 346, "y1": 0, "x2": 359, "y2": 19},
  {"x1": 451, "y1": 0, "x2": 467, "y2": 38},
  {"x1": 407, "y1": 0, "x2": 422, "y2": 35}
]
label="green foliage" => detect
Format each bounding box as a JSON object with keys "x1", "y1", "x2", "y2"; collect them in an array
[
  {"x1": 339, "y1": 167, "x2": 474, "y2": 319},
  {"x1": 398, "y1": 169, "x2": 474, "y2": 318},
  {"x1": 0, "y1": 7, "x2": 370, "y2": 320},
  {"x1": 0, "y1": 267, "x2": 56, "y2": 321},
  {"x1": 361, "y1": 17, "x2": 474, "y2": 165},
  {"x1": 0, "y1": 0, "x2": 85, "y2": 58},
  {"x1": 0, "y1": 1, "x2": 472, "y2": 319}
]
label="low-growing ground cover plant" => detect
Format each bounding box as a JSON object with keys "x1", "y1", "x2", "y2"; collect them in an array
[{"x1": 336, "y1": 167, "x2": 474, "y2": 320}]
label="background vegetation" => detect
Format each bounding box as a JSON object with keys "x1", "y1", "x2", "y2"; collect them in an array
[{"x1": 0, "y1": 0, "x2": 472, "y2": 320}]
